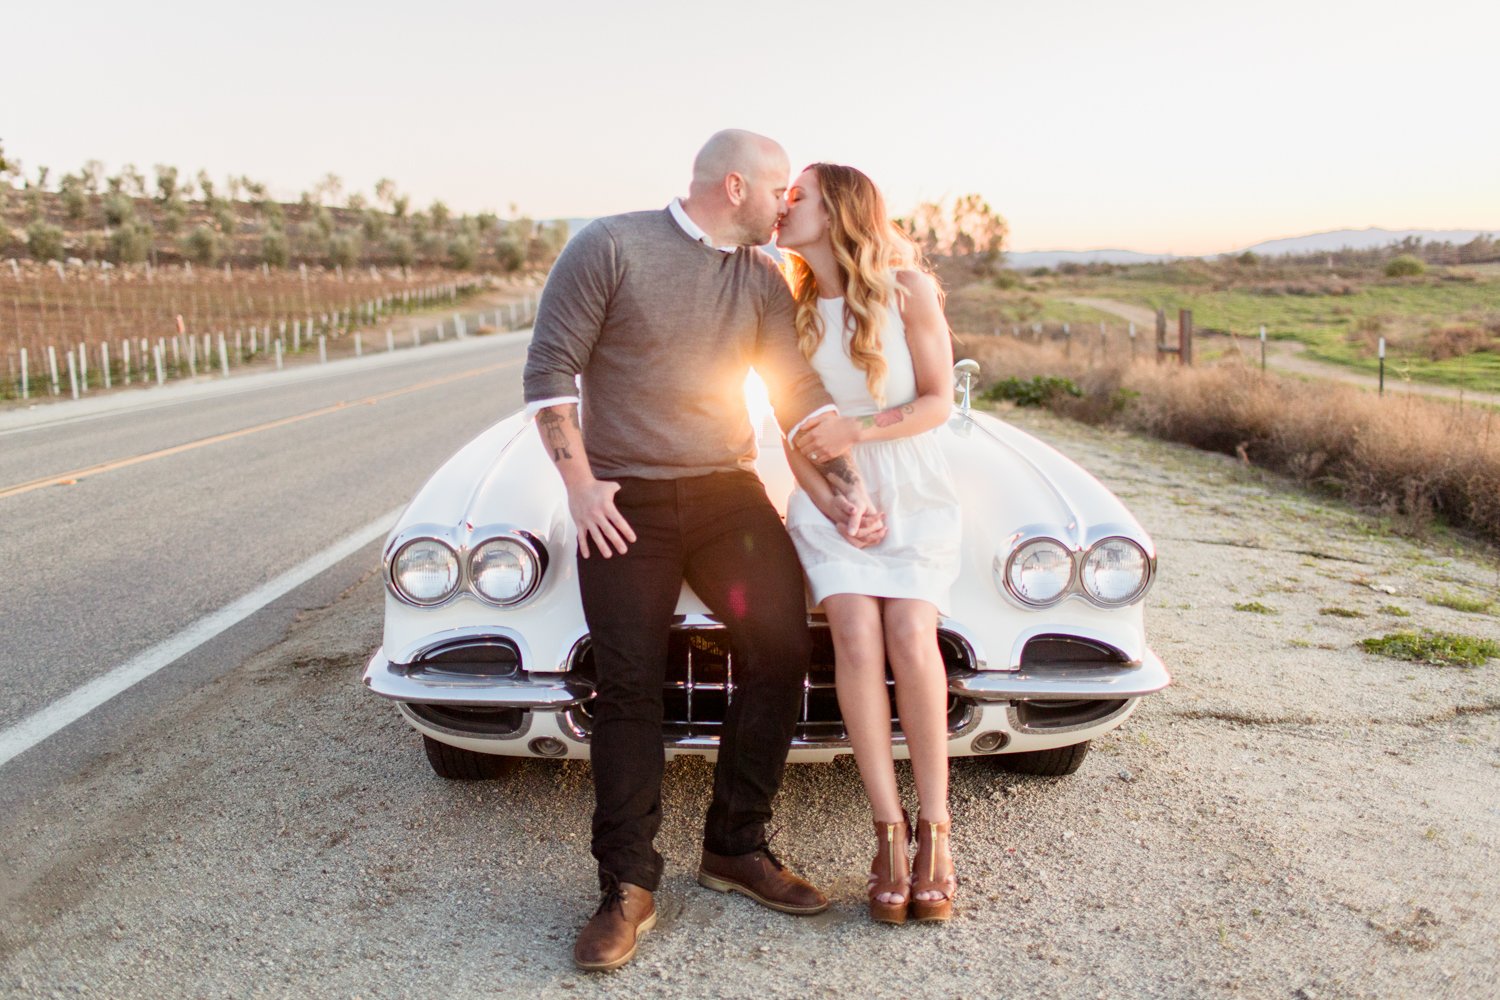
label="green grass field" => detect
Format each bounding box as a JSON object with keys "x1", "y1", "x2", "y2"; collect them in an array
[{"x1": 1048, "y1": 266, "x2": 1500, "y2": 391}]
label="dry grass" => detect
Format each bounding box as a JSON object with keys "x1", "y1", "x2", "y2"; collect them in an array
[{"x1": 955, "y1": 333, "x2": 1500, "y2": 545}]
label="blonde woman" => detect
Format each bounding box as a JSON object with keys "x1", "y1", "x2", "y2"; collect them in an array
[{"x1": 775, "y1": 163, "x2": 962, "y2": 923}]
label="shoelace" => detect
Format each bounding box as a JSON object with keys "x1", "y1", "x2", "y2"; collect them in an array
[
  {"x1": 595, "y1": 879, "x2": 626, "y2": 916},
  {"x1": 755, "y1": 833, "x2": 787, "y2": 871}
]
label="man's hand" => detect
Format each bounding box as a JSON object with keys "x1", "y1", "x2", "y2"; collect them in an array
[
  {"x1": 809, "y1": 449, "x2": 889, "y2": 541},
  {"x1": 534, "y1": 403, "x2": 636, "y2": 558},
  {"x1": 795, "y1": 412, "x2": 860, "y2": 463},
  {"x1": 568, "y1": 478, "x2": 637, "y2": 558}
]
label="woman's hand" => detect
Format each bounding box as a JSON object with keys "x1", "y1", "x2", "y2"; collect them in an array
[
  {"x1": 794, "y1": 412, "x2": 861, "y2": 463},
  {"x1": 815, "y1": 489, "x2": 887, "y2": 549}
]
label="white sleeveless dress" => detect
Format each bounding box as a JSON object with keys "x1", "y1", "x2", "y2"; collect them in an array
[{"x1": 785, "y1": 293, "x2": 962, "y2": 613}]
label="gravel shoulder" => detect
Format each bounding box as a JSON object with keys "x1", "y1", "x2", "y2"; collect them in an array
[{"x1": 2, "y1": 408, "x2": 1497, "y2": 999}]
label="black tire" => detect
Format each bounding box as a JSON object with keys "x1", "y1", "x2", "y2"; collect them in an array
[
  {"x1": 421, "y1": 735, "x2": 521, "y2": 780},
  {"x1": 994, "y1": 741, "x2": 1090, "y2": 776}
]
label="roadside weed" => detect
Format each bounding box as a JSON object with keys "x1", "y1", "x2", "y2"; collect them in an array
[
  {"x1": 1427, "y1": 590, "x2": 1496, "y2": 615},
  {"x1": 1359, "y1": 630, "x2": 1499, "y2": 667}
]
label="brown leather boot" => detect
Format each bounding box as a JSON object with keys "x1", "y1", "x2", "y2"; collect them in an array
[
  {"x1": 573, "y1": 881, "x2": 657, "y2": 972},
  {"x1": 698, "y1": 846, "x2": 829, "y2": 915}
]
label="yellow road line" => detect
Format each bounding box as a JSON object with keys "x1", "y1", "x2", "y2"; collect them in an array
[{"x1": 0, "y1": 360, "x2": 519, "y2": 501}]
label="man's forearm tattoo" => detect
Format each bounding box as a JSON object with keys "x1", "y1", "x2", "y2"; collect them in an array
[
  {"x1": 538, "y1": 406, "x2": 579, "y2": 463},
  {"x1": 815, "y1": 454, "x2": 861, "y2": 492},
  {"x1": 860, "y1": 403, "x2": 915, "y2": 430}
]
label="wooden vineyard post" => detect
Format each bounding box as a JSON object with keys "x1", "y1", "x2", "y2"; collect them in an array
[{"x1": 1179, "y1": 309, "x2": 1193, "y2": 366}]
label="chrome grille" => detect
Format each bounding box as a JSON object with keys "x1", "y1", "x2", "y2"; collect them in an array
[{"x1": 564, "y1": 624, "x2": 976, "y2": 746}]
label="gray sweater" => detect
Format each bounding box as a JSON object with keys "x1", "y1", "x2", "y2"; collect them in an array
[{"x1": 523, "y1": 208, "x2": 834, "y2": 480}]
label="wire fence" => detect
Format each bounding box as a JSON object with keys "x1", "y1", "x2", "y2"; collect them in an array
[{"x1": 2, "y1": 259, "x2": 536, "y2": 401}]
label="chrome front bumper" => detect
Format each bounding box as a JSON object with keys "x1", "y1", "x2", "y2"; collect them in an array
[
  {"x1": 362, "y1": 646, "x2": 1171, "y2": 707},
  {"x1": 363, "y1": 648, "x2": 592, "y2": 708},
  {"x1": 947, "y1": 649, "x2": 1171, "y2": 701}
]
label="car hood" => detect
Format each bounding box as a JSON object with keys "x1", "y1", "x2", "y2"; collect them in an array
[{"x1": 382, "y1": 399, "x2": 1154, "y2": 673}]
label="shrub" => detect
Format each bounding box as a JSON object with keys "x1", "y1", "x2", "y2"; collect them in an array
[
  {"x1": 260, "y1": 229, "x2": 289, "y2": 268},
  {"x1": 60, "y1": 174, "x2": 89, "y2": 221},
  {"x1": 1385, "y1": 255, "x2": 1426, "y2": 278},
  {"x1": 110, "y1": 220, "x2": 153, "y2": 263},
  {"x1": 985, "y1": 374, "x2": 1083, "y2": 408},
  {"x1": 953, "y1": 334, "x2": 1500, "y2": 545},
  {"x1": 362, "y1": 209, "x2": 387, "y2": 242},
  {"x1": 212, "y1": 203, "x2": 237, "y2": 236},
  {"x1": 494, "y1": 235, "x2": 524, "y2": 272},
  {"x1": 182, "y1": 225, "x2": 222, "y2": 265},
  {"x1": 159, "y1": 198, "x2": 187, "y2": 236},
  {"x1": 103, "y1": 193, "x2": 135, "y2": 226},
  {"x1": 385, "y1": 233, "x2": 415, "y2": 267},
  {"x1": 1425, "y1": 324, "x2": 1489, "y2": 361},
  {"x1": 328, "y1": 231, "x2": 362, "y2": 268},
  {"x1": 448, "y1": 235, "x2": 477, "y2": 270},
  {"x1": 26, "y1": 220, "x2": 65, "y2": 261}
]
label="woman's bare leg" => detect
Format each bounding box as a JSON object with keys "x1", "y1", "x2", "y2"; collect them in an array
[
  {"x1": 882, "y1": 598, "x2": 951, "y2": 900},
  {"x1": 825, "y1": 593, "x2": 901, "y2": 823}
]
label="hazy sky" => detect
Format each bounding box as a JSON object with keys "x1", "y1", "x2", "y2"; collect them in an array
[{"x1": 8, "y1": 0, "x2": 1498, "y2": 254}]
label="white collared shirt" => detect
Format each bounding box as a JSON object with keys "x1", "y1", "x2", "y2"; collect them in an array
[{"x1": 668, "y1": 197, "x2": 738, "y2": 253}]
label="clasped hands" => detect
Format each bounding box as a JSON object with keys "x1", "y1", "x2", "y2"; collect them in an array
[{"x1": 796, "y1": 412, "x2": 886, "y2": 549}]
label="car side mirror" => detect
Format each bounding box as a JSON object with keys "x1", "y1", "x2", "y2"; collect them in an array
[{"x1": 953, "y1": 359, "x2": 981, "y2": 414}]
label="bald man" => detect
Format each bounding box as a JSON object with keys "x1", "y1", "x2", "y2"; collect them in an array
[{"x1": 524, "y1": 130, "x2": 879, "y2": 971}]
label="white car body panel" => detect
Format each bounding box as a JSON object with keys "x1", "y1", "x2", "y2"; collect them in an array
[{"x1": 365, "y1": 379, "x2": 1167, "y2": 766}]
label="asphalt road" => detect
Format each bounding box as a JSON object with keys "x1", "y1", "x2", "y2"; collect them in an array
[{"x1": 0, "y1": 331, "x2": 531, "y2": 806}]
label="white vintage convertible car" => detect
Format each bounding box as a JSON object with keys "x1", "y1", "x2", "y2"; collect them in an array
[{"x1": 363, "y1": 363, "x2": 1169, "y2": 780}]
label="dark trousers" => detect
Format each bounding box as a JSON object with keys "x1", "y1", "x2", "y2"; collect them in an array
[{"x1": 576, "y1": 470, "x2": 811, "y2": 892}]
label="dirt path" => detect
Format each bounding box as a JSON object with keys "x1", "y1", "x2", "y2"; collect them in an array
[
  {"x1": 1068, "y1": 297, "x2": 1500, "y2": 407},
  {"x1": 1, "y1": 408, "x2": 1497, "y2": 998}
]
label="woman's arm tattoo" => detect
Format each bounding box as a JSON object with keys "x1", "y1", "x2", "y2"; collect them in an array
[
  {"x1": 859, "y1": 403, "x2": 916, "y2": 430},
  {"x1": 537, "y1": 406, "x2": 579, "y2": 462}
]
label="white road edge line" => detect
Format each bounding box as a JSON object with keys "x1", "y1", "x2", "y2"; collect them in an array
[{"x1": 0, "y1": 506, "x2": 403, "y2": 770}]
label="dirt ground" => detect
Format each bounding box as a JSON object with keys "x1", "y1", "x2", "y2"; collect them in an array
[{"x1": 1, "y1": 407, "x2": 1497, "y2": 999}]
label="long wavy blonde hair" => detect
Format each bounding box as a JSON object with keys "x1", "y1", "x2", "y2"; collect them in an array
[{"x1": 784, "y1": 163, "x2": 931, "y2": 406}]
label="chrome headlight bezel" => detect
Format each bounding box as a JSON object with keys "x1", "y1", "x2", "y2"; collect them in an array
[
  {"x1": 388, "y1": 536, "x2": 462, "y2": 607},
  {"x1": 997, "y1": 528, "x2": 1156, "y2": 610},
  {"x1": 1002, "y1": 537, "x2": 1075, "y2": 607},
  {"x1": 383, "y1": 524, "x2": 549, "y2": 609},
  {"x1": 468, "y1": 532, "x2": 548, "y2": 607},
  {"x1": 1079, "y1": 536, "x2": 1151, "y2": 607}
]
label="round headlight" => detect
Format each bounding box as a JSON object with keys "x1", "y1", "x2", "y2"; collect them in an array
[
  {"x1": 391, "y1": 539, "x2": 460, "y2": 605},
  {"x1": 470, "y1": 536, "x2": 541, "y2": 605},
  {"x1": 1006, "y1": 538, "x2": 1073, "y2": 604},
  {"x1": 1081, "y1": 537, "x2": 1149, "y2": 605}
]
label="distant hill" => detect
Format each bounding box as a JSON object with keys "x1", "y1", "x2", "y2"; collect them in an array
[
  {"x1": 1003, "y1": 227, "x2": 1498, "y2": 269},
  {"x1": 1005, "y1": 248, "x2": 1181, "y2": 269},
  {"x1": 1228, "y1": 227, "x2": 1497, "y2": 258}
]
